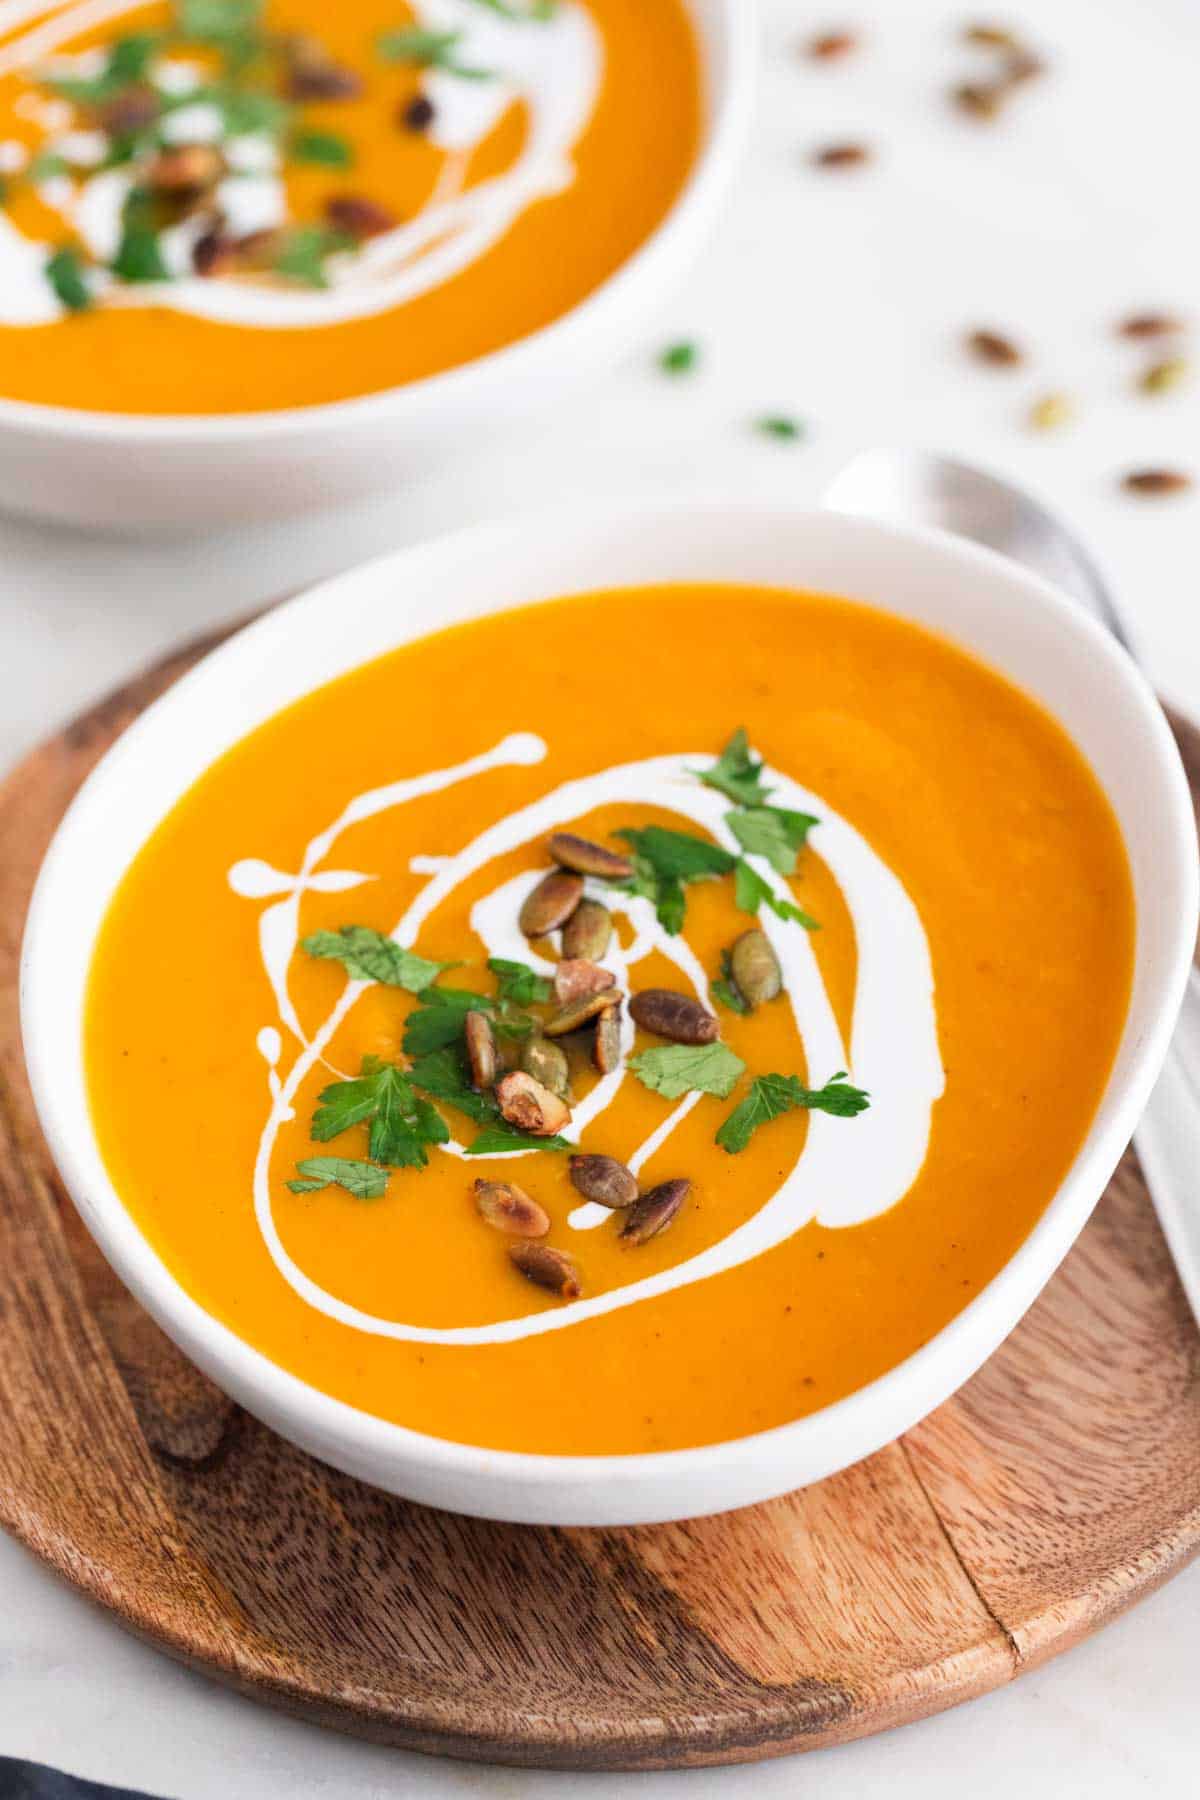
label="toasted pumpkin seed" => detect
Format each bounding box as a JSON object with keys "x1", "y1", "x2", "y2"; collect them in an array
[
  {"x1": 495, "y1": 1071, "x2": 571, "y2": 1135},
  {"x1": 629, "y1": 988, "x2": 719, "y2": 1045},
  {"x1": 474, "y1": 1180, "x2": 550, "y2": 1238},
  {"x1": 464, "y1": 1010, "x2": 497, "y2": 1090},
  {"x1": 554, "y1": 958, "x2": 616, "y2": 1005},
  {"x1": 547, "y1": 832, "x2": 634, "y2": 880},
  {"x1": 1122, "y1": 468, "x2": 1193, "y2": 496},
  {"x1": 806, "y1": 29, "x2": 857, "y2": 58},
  {"x1": 545, "y1": 988, "x2": 621, "y2": 1038},
  {"x1": 621, "y1": 1179, "x2": 690, "y2": 1246},
  {"x1": 519, "y1": 870, "x2": 584, "y2": 938},
  {"x1": 966, "y1": 327, "x2": 1021, "y2": 365},
  {"x1": 1140, "y1": 356, "x2": 1189, "y2": 396},
  {"x1": 510, "y1": 1242, "x2": 582, "y2": 1299},
  {"x1": 521, "y1": 1035, "x2": 571, "y2": 1100},
  {"x1": 963, "y1": 22, "x2": 1021, "y2": 49},
  {"x1": 561, "y1": 898, "x2": 613, "y2": 961},
  {"x1": 569, "y1": 1154, "x2": 638, "y2": 1209},
  {"x1": 593, "y1": 1002, "x2": 623, "y2": 1075},
  {"x1": 812, "y1": 141, "x2": 871, "y2": 168},
  {"x1": 1119, "y1": 312, "x2": 1184, "y2": 339},
  {"x1": 729, "y1": 929, "x2": 783, "y2": 1007},
  {"x1": 953, "y1": 81, "x2": 1005, "y2": 118},
  {"x1": 1028, "y1": 391, "x2": 1073, "y2": 432}
]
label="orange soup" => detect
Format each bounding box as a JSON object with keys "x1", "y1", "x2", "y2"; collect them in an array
[
  {"x1": 85, "y1": 585, "x2": 1135, "y2": 1455},
  {"x1": 0, "y1": 0, "x2": 699, "y2": 413}
]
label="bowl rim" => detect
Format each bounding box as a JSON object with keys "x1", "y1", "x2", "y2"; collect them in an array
[
  {"x1": 20, "y1": 501, "x2": 1199, "y2": 1519},
  {"x1": 0, "y1": 0, "x2": 754, "y2": 445}
]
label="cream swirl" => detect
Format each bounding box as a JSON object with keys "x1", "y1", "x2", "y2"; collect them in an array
[{"x1": 228, "y1": 735, "x2": 946, "y2": 1345}]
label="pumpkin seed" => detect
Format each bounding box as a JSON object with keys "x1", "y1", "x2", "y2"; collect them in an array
[
  {"x1": 1122, "y1": 468, "x2": 1193, "y2": 496},
  {"x1": 812, "y1": 141, "x2": 872, "y2": 168},
  {"x1": 1140, "y1": 356, "x2": 1189, "y2": 396},
  {"x1": 568, "y1": 1154, "x2": 638, "y2": 1209},
  {"x1": 953, "y1": 81, "x2": 1005, "y2": 118},
  {"x1": 474, "y1": 1180, "x2": 550, "y2": 1238},
  {"x1": 547, "y1": 832, "x2": 634, "y2": 880},
  {"x1": 966, "y1": 327, "x2": 1022, "y2": 366},
  {"x1": 806, "y1": 29, "x2": 857, "y2": 58},
  {"x1": 963, "y1": 23, "x2": 1021, "y2": 49},
  {"x1": 1118, "y1": 312, "x2": 1184, "y2": 339},
  {"x1": 621, "y1": 1179, "x2": 690, "y2": 1246},
  {"x1": 494, "y1": 1071, "x2": 571, "y2": 1135},
  {"x1": 521, "y1": 1035, "x2": 571, "y2": 1100},
  {"x1": 545, "y1": 988, "x2": 621, "y2": 1038},
  {"x1": 464, "y1": 1010, "x2": 497, "y2": 1090},
  {"x1": 519, "y1": 870, "x2": 584, "y2": 938},
  {"x1": 1028, "y1": 392, "x2": 1073, "y2": 432},
  {"x1": 554, "y1": 958, "x2": 616, "y2": 1005},
  {"x1": 561, "y1": 898, "x2": 613, "y2": 961},
  {"x1": 629, "y1": 988, "x2": 718, "y2": 1045},
  {"x1": 510, "y1": 1242, "x2": 582, "y2": 1299},
  {"x1": 593, "y1": 1002, "x2": 623, "y2": 1075},
  {"x1": 729, "y1": 929, "x2": 782, "y2": 1007}
]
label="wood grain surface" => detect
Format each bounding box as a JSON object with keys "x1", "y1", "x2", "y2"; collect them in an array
[{"x1": 1, "y1": 629, "x2": 1198, "y2": 1771}]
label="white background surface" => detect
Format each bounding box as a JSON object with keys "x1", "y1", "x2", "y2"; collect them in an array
[{"x1": 3, "y1": 0, "x2": 1200, "y2": 1792}]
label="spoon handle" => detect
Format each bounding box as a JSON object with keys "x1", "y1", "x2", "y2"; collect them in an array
[{"x1": 1133, "y1": 977, "x2": 1200, "y2": 1322}]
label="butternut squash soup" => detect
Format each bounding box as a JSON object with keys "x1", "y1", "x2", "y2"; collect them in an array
[
  {"x1": 0, "y1": 0, "x2": 699, "y2": 413},
  {"x1": 84, "y1": 585, "x2": 1135, "y2": 1455}
]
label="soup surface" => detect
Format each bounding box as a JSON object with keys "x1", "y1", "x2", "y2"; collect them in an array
[
  {"x1": 0, "y1": 0, "x2": 699, "y2": 413},
  {"x1": 85, "y1": 584, "x2": 1135, "y2": 1455}
]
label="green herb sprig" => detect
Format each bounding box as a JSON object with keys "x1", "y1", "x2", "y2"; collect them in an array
[{"x1": 717, "y1": 1071, "x2": 870, "y2": 1153}]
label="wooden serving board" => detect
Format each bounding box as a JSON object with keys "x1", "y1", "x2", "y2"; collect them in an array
[{"x1": 2, "y1": 629, "x2": 1200, "y2": 1772}]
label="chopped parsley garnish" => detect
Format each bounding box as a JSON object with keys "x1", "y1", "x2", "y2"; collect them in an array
[
  {"x1": 696, "y1": 727, "x2": 770, "y2": 807},
  {"x1": 46, "y1": 33, "x2": 161, "y2": 105},
  {"x1": 286, "y1": 1156, "x2": 389, "y2": 1198},
  {"x1": 659, "y1": 339, "x2": 699, "y2": 375},
  {"x1": 711, "y1": 948, "x2": 751, "y2": 1015},
  {"x1": 177, "y1": 0, "x2": 264, "y2": 46},
  {"x1": 45, "y1": 246, "x2": 92, "y2": 312},
  {"x1": 407, "y1": 1046, "x2": 496, "y2": 1123},
  {"x1": 270, "y1": 224, "x2": 352, "y2": 288},
  {"x1": 302, "y1": 926, "x2": 454, "y2": 992},
  {"x1": 726, "y1": 805, "x2": 817, "y2": 876},
  {"x1": 628, "y1": 1041, "x2": 745, "y2": 1100},
  {"x1": 756, "y1": 415, "x2": 806, "y2": 442},
  {"x1": 488, "y1": 957, "x2": 554, "y2": 1006},
  {"x1": 402, "y1": 986, "x2": 496, "y2": 1055},
  {"x1": 377, "y1": 26, "x2": 494, "y2": 79},
  {"x1": 617, "y1": 823, "x2": 735, "y2": 934},
  {"x1": 464, "y1": 1125, "x2": 571, "y2": 1156},
  {"x1": 716, "y1": 1072, "x2": 870, "y2": 1153},
  {"x1": 734, "y1": 858, "x2": 819, "y2": 930},
  {"x1": 310, "y1": 1055, "x2": 449, "y2": 1168},
  {"x1": 112, "y1": 190, "x2": 169, "y2": 283},
  {"x1": 291, "y1": 128, "x2": 354, "y2": 167}
]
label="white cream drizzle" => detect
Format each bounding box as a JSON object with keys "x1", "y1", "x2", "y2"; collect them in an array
[
  {"x1": 0, "y1": 0, "x2": 604, "y2": 327},
  {"x1": 227, "y1": 737, "x2": 946, "y2": 1346}
]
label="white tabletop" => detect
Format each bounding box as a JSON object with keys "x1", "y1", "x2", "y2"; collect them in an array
[{"x1": 3, "y1": 0, "x2": 1200, "y2": 1793}]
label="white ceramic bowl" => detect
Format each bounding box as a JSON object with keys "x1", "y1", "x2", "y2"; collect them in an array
[
  {"x1": 21, "y1": 503, "x2": 1199, "y2": 1524},
  {"x1": 0, "y1": 0, "x2": 751, "y2": 532}
]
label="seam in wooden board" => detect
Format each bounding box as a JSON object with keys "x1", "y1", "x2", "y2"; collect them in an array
[{"x1": 898, "y1": 1433, "x2": 1020, "y2": 1669}]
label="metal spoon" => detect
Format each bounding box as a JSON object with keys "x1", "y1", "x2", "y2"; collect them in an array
[{"x1": 824, "y1": 448, "x2": 1200, "y2": 1322}]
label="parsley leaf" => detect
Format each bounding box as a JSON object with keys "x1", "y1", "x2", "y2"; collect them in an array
[
  {"x1": 659, "y1": 339, "x2": 698, "y2": 375},
  {"x1": 303, "y1": 926, "x2": 454, "y2": 992},
  {"x1": 407, "y1": 1046, "x2": 495, "y2": 1123},
  {"x1": 46, "y1": 32, "x2": 160, "y2": 103},
  {"x1": 465, "y1": 1126, "x2": 571, "y2": 1156},
  {"x1": 270, "y1": 223, "x2": 351, "y2": 288},
  {"x1": 291, "y1": 128, "x2": 353, "y2": 167},
  {"x1": 734, "y1": 858, "x2": 819, "y2": 931},
  {"x1": 615, "y1": 825, "x2": 736, "y2": 881},
  {"x1": 711, "y1": 948, "x2": 751, "y2": 1015},
  {"x1": 716, "y1": 1071, "x2": 870, "y2": 1153},
  {"x1": 628, "y1": 1041, "x2": 746, "y2": 1100},
  {"x1": 401, "y1": 987, "x2": 495, "y2": 1055},
  {"x1": 178, "y1": 0, "x2": 264, "y2": 44},
  {"x1": 311, "y1": 1056, "x2": 449, "y2": 1168},
  {"x1": 696, "y1": 727, "x2": 771, "y2": 807},
  {"x1": 488, "y1": 957, "x2": 553, "y2": 1006},
  {"x1": 112, "y1": 189, "x2": 168, "y2": 283},
  {"x1": 377, "y1": 26, "x2": 493, "y2": 78},
  {"x1": 756, "y1": 415, "x2": 805, "y2": 442},
  {"x1": 727, "y1": 806, "x2": 818, "y2": 875},
  {"x1": 616, "y1": 824, "x2": 735, "y2": 936},
  {"x1": 45, "y1": 246, "x2": 92, "y2": 312},
  {"x1": 286, "y1": 1156, "x2": 389, "y2": 1198}
]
